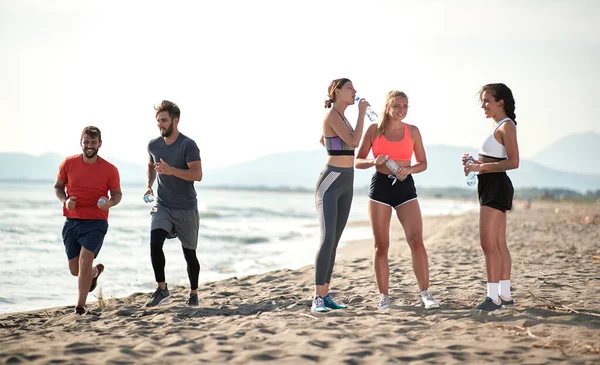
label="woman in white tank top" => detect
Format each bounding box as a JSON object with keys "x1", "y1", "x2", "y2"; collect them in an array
[{"x1": 461, "y1": 83, "x2": 520, "y2": 312}]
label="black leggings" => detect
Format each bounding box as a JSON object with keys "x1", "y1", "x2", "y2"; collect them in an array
[{"x1": 150, "y1": 229, "x2": 200, "y2": 290}]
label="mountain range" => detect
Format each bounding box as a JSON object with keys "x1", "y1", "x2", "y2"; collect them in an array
[{"x1": 1, "y1": 132, "x2": 599, "y2": 192}]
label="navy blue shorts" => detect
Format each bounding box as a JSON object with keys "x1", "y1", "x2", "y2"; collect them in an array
[{"x1": 62, "y1": 218, "x2": 109, "y2": 260}]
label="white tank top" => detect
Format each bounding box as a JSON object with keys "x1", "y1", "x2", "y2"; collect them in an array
[{"x1": 478, "y1": 117, "x2": 514, "y2": 159}]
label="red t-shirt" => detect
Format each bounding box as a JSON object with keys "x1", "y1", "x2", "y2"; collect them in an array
[{"x1": 57, "y1": 154, "x2": 120, "y2": 221}]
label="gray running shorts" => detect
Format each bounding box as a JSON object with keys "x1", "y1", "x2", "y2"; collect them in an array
[{"x1": 150, "y1": 205, "x2": 199, "y2": 250}]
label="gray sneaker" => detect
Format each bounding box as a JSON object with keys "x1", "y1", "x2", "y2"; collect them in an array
[
  {"x1": 500, "y1": 296, "x2": 514, "y2": 308},
  {"x1": 377, "y1": 294, "x2": 390, "y2": 309},
  {"x1": 145, "y1": 286, "x2": 170, "y2": 307},
  {"x1": 186, "y1": 293, "x2": 199, "y2": 307}
]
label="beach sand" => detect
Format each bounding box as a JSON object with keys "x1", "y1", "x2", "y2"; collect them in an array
[{"x1": 1, "y1": 200, "x2": 599, "y2": 364}]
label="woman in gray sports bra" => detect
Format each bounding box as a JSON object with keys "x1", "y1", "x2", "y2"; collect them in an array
[
  {"x1": 311, "y1": 78, "x2": 370, "y2": 313},
  {"x1": 462, "y1": 83, "x2": 520, "y2": 312}
]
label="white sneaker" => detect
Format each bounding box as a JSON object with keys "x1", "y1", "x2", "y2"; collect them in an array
[
  {"x1": 420, "y1": 290, "x2": 440, "y2": 309},
  {"x1": 311, "y1": 296, "x2": 328, "y2": 313},
  {"x1": 377, "y1": 294, "x2": 390, "y2": 309}
]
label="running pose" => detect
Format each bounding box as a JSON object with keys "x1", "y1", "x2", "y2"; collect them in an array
[
  {"x1": 54, "y1": 126, "x2": 122, "y2": 315},
  {"x1": 145, "y1": 100, "x2": 203, "y2": 307}
]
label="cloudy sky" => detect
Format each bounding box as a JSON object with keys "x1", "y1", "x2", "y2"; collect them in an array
[{"x1": 1, "y1": 0, "x2": 598, "y2": 170}]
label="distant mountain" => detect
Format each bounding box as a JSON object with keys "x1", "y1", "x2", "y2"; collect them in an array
[
  {"x1": 200, "y1": 145, "x2": 600, "y2": 193},
  {"x1": 530, "y1": 132, "x2": 600, "y2": 175},
  {"x1": 416, "y1": 145, "x2": 600, "y2": 193},
  {"x1": 0, "y1": 153, "x2": 145, "y2": 183},
  {"x1": 2, "y1": 143, "x2": 600, "y2": 192}
]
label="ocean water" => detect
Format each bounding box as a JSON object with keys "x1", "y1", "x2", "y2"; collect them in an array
[{"x1": 0, "y1": 181, "x2": 479, "y2": 314}]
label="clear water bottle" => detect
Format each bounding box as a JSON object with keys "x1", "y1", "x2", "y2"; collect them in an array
[
  {"x1": 384, "y1": 156, "x2": 406, "y2": 185},
  {"x1": 466, "y1": 156, "x2": 477, "y2": 186},
  {"x1": 143, "y1": 193, "x2": 155, "y2": 203},
  {"x1": 355, "y1": 97, "x2": 378, "y2": 122},
  {"x1": 97, "y1": 197, "x2": 106, "y2": 205}
]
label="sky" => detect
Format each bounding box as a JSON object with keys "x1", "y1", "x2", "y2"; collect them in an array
[{"x1": 1, "y1": 0, "x2": 599, "y2": 170}]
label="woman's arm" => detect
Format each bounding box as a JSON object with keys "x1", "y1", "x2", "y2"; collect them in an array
[{"x1": 355, "y1": 124, "x2": 385, "y2": 169}]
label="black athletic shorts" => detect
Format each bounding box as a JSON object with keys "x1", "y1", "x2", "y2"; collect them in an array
[
  {"x1": 477, "y1": 172, "x2": 514, "y2": 213},
  {"x1": 368, "y1": 172, "x2": 418, "y2": 208}
]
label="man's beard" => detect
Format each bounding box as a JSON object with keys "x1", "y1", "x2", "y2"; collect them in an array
[
  {"x1": 161, "y1": 123, "x2": 174, "y2": 137},
  {"x1": 83, "y1": 148, "x2": 98, "y2": 158}
]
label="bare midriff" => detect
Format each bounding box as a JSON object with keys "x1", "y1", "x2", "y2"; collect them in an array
[{"x1": 326, "y1": 155, "x2": 355, "y2": 168}]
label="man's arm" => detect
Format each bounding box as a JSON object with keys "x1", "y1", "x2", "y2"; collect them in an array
[
  {"x1": 155, "y1": 159, "x2": 202, "y2": 181},
  {"x1": 147, "y1": 161, "x2": 157, "y2": 192},
  {"x1": 54, "y1": 179, "x2": 67, "y2": 205},
  {"x1": 108, "y1": 188, "x2": 123, "y2": 207}
]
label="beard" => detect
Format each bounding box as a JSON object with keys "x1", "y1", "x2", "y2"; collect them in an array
[
  {"x1": 160, "y1": 123, "x2": 174, "y2": 137},
  {"x1": 82, "y1": 147, "x2": 98, "y2": 159}
]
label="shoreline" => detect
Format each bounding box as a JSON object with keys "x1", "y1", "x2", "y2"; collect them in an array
[{"x1": 1, "y1": 201, "x2": 599, "y2": 364}]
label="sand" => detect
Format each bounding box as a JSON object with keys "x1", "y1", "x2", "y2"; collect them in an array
[{"x1": 1, "y1": 200, "x2": 599, "y2": 364}]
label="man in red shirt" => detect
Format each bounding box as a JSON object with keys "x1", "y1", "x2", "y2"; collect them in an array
[{"x1": 53, "y1": 126, "x2": 122, "y2": 315}]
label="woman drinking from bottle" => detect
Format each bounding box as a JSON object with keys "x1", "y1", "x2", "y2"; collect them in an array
[
  {"x1": 355, "y1": 90, "x2": 440, "y2": 310},
  {"x1": 311, "y1": 78, "x2": 370, "y2": 313},
  {"x1": 462, "y1": 83, "x2": 519, "y2": 312}
]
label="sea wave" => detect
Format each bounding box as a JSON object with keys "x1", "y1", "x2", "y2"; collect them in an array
[{"x1": 200, "y1": 233, "x2": 270, "y2": 245}]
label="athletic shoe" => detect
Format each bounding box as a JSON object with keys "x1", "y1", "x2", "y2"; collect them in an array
[
  {"x1": 323, "y1": 294, "x2": 347, "y2": 309},
  {"x1": 311, "y1": 296, "x2": 328, "y2": 313},
  {"x1": 377, "y1": 294, "x2": 390, "y2": 309},
  {"x1": 474, "y1": 297, "x2": 502, "y2": 312},
  {"x1": 186, "y1": 293, "x2": 199, "y2": 307},
  {"x1": 420, "y1": 290, "x2": 440, "y2": 309},
  {"x1": 145, "y1": 286, "x2": 170, "y2": 307},
  {"x1": 89, "y1": 264, "x2": 104, "y2": 292},
  {"x1": 74, "y1": 306, "x2": 85, "y2": 315},
  {"x1": 500, "y1": 296, "x2": 514, "y2": 308}
]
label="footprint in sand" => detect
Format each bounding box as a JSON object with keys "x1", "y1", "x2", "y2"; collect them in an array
[
  {"x1": 308, "y1": 339, "x2": 329, "y2": 349},
  {"x1": 64, "y1": 342, "x2": 104, "y2": 355}
]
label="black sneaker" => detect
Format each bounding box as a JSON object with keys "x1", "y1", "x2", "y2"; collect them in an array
[
  {"x1": 145, "y1": 286, "x2": 170, "y2": 307},
  {"x1": 89, "y1": 264, "x2": 104, "y2": 292},
  {"x1": 500, "y1": 296, "x2": 514, "y2": 308},
  {"x1": 186, "y1": 293, "x2": 199, "y2": 307},
  {"x1": 74, "y1": 306, "x2": 85, "y2": 315},
  {"x1": 474, "y1": 297, "x2": 502, "y2": 312}
]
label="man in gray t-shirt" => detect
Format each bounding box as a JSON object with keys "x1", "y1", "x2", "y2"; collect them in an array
[{"x1": 144, "y1": 100, "x2": 203, "y2": 308}]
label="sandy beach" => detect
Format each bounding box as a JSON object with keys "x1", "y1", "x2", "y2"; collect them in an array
[{"x1": 1, "y1": 200, "x2": 599, "y2": 364}]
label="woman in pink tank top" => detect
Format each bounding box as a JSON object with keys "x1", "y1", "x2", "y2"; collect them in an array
[{"x1": 355, "y1": 90, "x2": 440, "y2": 310}]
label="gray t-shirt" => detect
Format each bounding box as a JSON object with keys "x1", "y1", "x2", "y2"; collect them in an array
[{"x1": 148, "y1": 133, "x2": 201, "y2": 209}]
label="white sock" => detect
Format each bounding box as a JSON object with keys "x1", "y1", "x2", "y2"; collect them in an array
[
  {"x1": 487, "y1": 282, "x2": 499, "y2": 302},
  {"x1": 499, "y1": 280, "x2": 511, "y2": 299}
]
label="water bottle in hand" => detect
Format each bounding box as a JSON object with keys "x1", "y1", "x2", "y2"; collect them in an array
[
  {"x1": 98, "y1": 197, "x2": 106, "y2": 205},
  {"x1": 143, "y1": 193, "x2": 155, "y2": 203},
  {"x1": 466, "y1": 156, "x2": 477, "y2": 186},
  {"x1": 355, "y1": 97, "x2": 378, "y2": 122},
  {"x1": 384, "y1": 156, "x2": 406, "y2": 185}
]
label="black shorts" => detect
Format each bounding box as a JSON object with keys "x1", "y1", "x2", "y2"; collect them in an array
[
  {"x1": 62, "y1": 218, "x2": 108, "y2": 260},
  {"x1": 368, "y1": 172, "x2": 418, "y2": 208},
  {"x1": 477, "y1": 172, "x2": 514, "y2": 213}
]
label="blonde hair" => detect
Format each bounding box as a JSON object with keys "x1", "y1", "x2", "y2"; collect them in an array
[{"x1": 376, "y1": 90, "x2": 408, "y2": 137}]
